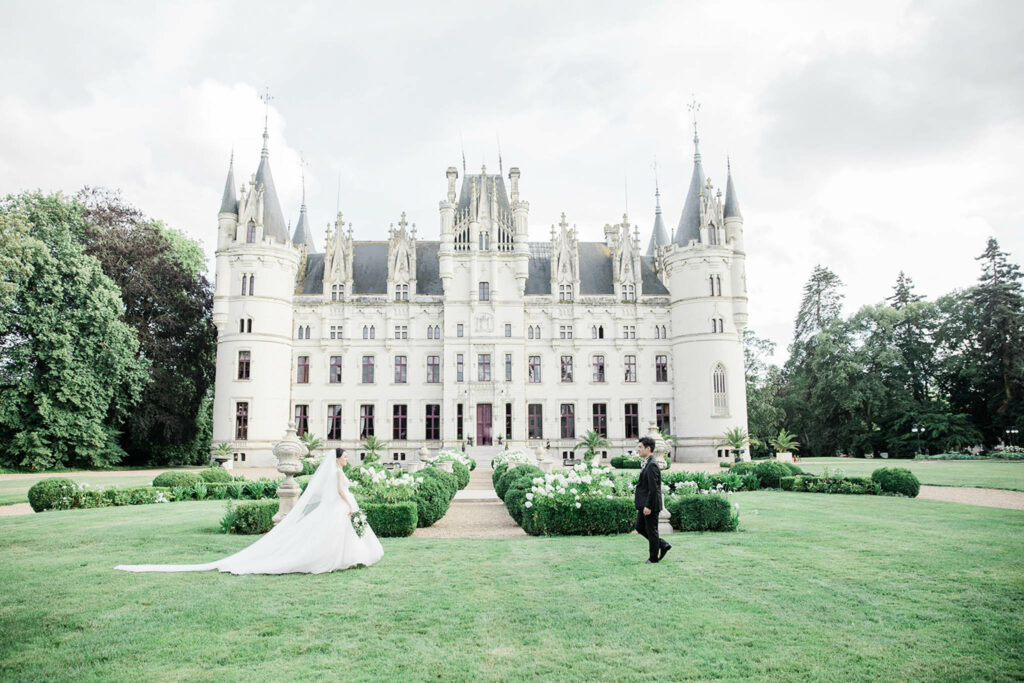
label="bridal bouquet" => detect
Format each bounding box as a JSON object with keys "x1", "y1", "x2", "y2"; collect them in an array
[{"x1": 351, "y1": 510, "x2": 368, "y2": 538}]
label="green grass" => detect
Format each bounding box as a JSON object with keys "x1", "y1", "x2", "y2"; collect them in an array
[
  {"x1": 0, "y1": 469, "x2": 203, "y2": 506},
  {"x1": 2, "y1": 493, "x2": 1022, "y2": 681},
  {"x1": 797, "y1": 458, "x2": 1024, "y2": 491}
]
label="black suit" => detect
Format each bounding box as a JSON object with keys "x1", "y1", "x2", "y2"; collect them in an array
[{"x1": 634, "y1": 456, "x2": 669, "y2": 562}]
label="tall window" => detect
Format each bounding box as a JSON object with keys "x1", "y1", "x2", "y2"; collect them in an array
[
  {"x1": 622, "y1": 283, "x2": 636, "y2": 302},
  {"x1": 597, "y1": 325, "x2": 604, "y2": 339},
  {"x1": 433, "y1": 325, "x2": 440, "y2": 339},
  {"x1": 528, "y1": 356, "x2": 541, "y2": 383},
  {"x1": 235, "y1": 402, "x2": 249, "y2": 440},
  {"x1": 505, "y1": 353, "x2": 512, "y2": 382},
  {"x1": 427, "y1": 325, "x2": 434, "y2": 339},
  {"x1": 505, "y1": 323, "x2": 512, "y2": 337},
  {"x1": 505, "y1": 403, "x2": 513, "y2": 440},
  {"x1": 330, "y1": 356, "x2": 342, "y2": 383},
  {"x1": 331, "y1": 284, "x2": 343, "y2": 300},
  {"x1": 624, "y1": 403, "x2": 639, "y2": 439},
  {"x1": 592, "y1": 403, "x2": 607, "y2": 438},
  {"x1": 560, "y1": 355, "x2": 574, "y2": 383},
  {"x1": 394, "y1": 355, "x2": 407, "y2": 383},
  {"x1": 478, "y1": 354, "x2": 491, "y2": 381},
  {"x1": 560, "y1": 403, "x2": 575, "y2": 439},
  {"x1": 393, "y1": 404, "x2": 407, "y2": 440},
  {"x1": 655, "y1": 355, "x2": 668, "y2": 382},
  {"x1": 296, "y1": 356, "x2": 310, "y2": 384},
  {"x1": 559, "y1": 284, "x2": 573, "y2": 301},
  {"x1": 713, "y1": 363, "x2": 728, "y2": 415},
  {"x1": 624, "y1": 355, "x2": 637, "y2": 382},
  {"x1": 327, "y1": 405, "x2": 342, "y2": 440},
  {"x1": 237, "y1": 351, "x2": 250, "y2": 380},
  {"x1": 246, "y1": 221, "x2": 256, "y2": 243},
  {"x1": 710, "y1": 275, "x2": 722, "y2": 296},
  {"x1": 479, "y1": 282, "x2": 490, "y2": 300},
  {"x1": 592, "y1": 355, "x2": 605, "y2": 382},
  {"x1": 528, "y1": 404, "x2": 543, "y2": 439},
  {"x1": 369, "y1": 325, "x2": 375, "y2": 339},
  {"x1": 294, "y1": 405, "x2": 309, "y2": 437},
  {"x1": 427, "y1": 356, "x2": 440, "y2": 383},
  {"x1": 457, "y1": 324, "x2": 464, "y2": 338},
  {"x1": 456, "y1": 354, "x2": 464, "y2": 382},
  {"x1": 425, "y1": 404, "x2": 441, "y2": 441},
  {"x1": 297, "y1": 325, "x2": 305, "y2": 340},
  {"x1": 363, "y1": 325, "x2": 369, "y2": 339},
  {"x1": 396, "y1": 283, "x2": 409, "y2": 301},
  {"x1": 359, "y1": 405, "x2": 375, "y2": 438},
  {"x1": 528, "y1": 326, "x2": 534, "y2": 340},
  {"x1": 456, "y1": 404, "x2": 464, "y2": 440},
  {"x1": 362, "y1": 356, "x2": 375, "y2": 383},
  {"x1": 248, "y1": 274, "x2": 254, "y2": 296},
  {"x1": 656, "y1": 403, "x2": 671, "y2": 434}
]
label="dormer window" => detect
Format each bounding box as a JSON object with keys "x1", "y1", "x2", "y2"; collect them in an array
[
  {"x1": 479, "y1": 231, "x2": 490, "y2": 250},
  {"x1": 246, "y1": 221, "x2": 256, "y2": 243},
  {"x1": 559, "y1": 284, "x2": 574, "y2": 302},
  {"x1": 396, "y1": 283, "x2": 409, "y2": 301},
  {"x1": 331, "y1": 284, "x2": 343, "y2": 301},
  {"x1": 622, "y1": 283, "x2": 636, "y2": 302}
]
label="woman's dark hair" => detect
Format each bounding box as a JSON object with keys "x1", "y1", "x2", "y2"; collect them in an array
[
  {"x1": 638, "y1": 436, "x2": 656, "y2": 452},
  {"x1": 335, "y1": 448, "x2": 346, "y2": 458}
]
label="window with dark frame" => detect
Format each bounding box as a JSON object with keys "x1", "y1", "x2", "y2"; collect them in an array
[
  {"x1": 505, "y1": 353, "x2": 512, "y2": 382},
  {"x1": 456, "y1": 353, "x2": 464, "y2": 382},
  {"x1": 592, "y1": 403, "x2": 607, "y2": 438},
  {"x1": 392, "y1": 404, "x2": 407, "y2": 440},
  {"x1": 624, "y1": 355, "x2": 637, "y2": 382},
  {"x1": 655, "y1": 355, "x2": 668, "y2": 382},
  {"x1": 395, "y1": 355, "x2": 407, "y2": 383},
  {"x1": 592, "y1": 355, "x2": 605, "y2": 382},
  {"x1": 362, "y1": 356, "x2": 375, "y2": 383},
  {"x1": 560, "y1": 355, "x2": 573, "y2": 382},
  {"x1": 330, "y1": 356, "x2": 342, "y2": 383},
  {"x1": 425, "y1": 404, "x2": 440, "y2": 440},
  {"x1": 294, "y1": 404, "x2": 309, "y2": 437},
  {"x1": 505, "y1": 403, "x2": 512, "y2": 440},
  {"x1": 560, "y1": 403, "x2": 575, "y2": 439},
  {"x1": 528, "y1": 404, "x2": 543, "y2": 439},
  {"x1": 427, "y1": 356, "x2": 440, "y2": 383},
  {"x1": 359, "y1": 404, "x2": 375, "y2": 438},
  {"x1": 237, "y1": 350, "x2": 250, "y2": 380},
  {"x1": 479, "y1": 282, "x2": 490, "y2": 300},
  {"x1": 656, "y1": 403, "x2": 670, "y2": 434},
  {"x1": 528, "y1": 356, "x2": 541, "y2": 383},
  {"x1": 235, "y1": 402, "x2": 249, "y2": 440},
  {"x1": 297, "y1": 356, "x2": 310, "y2": 383},
  {"x1": 327, "y1": 405, "x2": 342, "y2": 440},
  {"x1": 456, "y1": 403, "x2": 464, "y2": 440},
  {"x1": 478, "y1": 354, "x2": 491, "y2": 381},
  {"x1": 624, "y1": 402, "x2": 639, "y2": 438}
]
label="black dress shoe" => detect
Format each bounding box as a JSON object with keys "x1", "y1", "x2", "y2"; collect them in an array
[
  {"x1": 659, "y1": 544, "x2": 672, "y2": 560},
  {"x1": 645, "y1": 559, "x2": 657, "y2": 564}
]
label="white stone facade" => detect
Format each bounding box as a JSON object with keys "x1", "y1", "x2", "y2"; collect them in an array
[{"x1": 211, "y1": 133, "x2": 749, "y2": 467}]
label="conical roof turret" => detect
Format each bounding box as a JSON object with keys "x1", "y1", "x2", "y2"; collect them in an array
[
  {"x1": 645, "y1": 183, "x2": 670, "y2": 256},
  {"x1": 253, "y1": 125, "x2": 289, "y2": 243},
  {"x1": 724, "y1": 157, "x2": 742, "y2": 219},
  {"x1": 673, "y1": 130, "x2": 705, "y2": 245},
  {"x1": 291, "y1": 174, "x2": 316, "y2": 251},
  {"x1": 219, "y1": 152, "x2": 238, "y2": 215}
]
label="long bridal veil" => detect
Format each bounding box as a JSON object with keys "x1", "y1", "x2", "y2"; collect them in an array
[{"x1": 116, "y1": 455, "x2": 351, "y2": 575}]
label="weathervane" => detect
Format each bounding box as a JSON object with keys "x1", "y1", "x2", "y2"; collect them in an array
[
  {"x1": 299, "y1": 153, "x2": 308, "y2": 204},
  {"x1": 261, "y1": 87, "x2": 274, "y2": 131},
  {"x1": 687, "y1": 94, "x2": 701, "y2": 139}
]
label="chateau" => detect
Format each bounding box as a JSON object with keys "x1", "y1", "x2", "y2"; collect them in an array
[{"x1": 211, "y1": 124, "x2": 749, "y2": 467}]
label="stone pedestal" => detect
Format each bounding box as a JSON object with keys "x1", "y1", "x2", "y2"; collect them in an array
[
  {"x1": 535, "y1": 445, "x2": 555, "y2": 473},
  {"x1": 272, "y1": 423, "x2": 308, "y2": 526},
  {"x1": 776, "y1": 451, "x2": 794, "y2": 463},
  {"x1": 406, "y1": 462, "x2": 424, "y2": 473},
  {"x1": 648, "y1": 422, "x2": 671, "y2": 470},
  {"x1": 417, "y1": 445, "x2": 431, "y2": 463}
]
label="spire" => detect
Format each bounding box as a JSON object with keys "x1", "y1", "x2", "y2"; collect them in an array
[
  {"x1": 260, "y1": 87, "x2": 273, "y2": 161},
  {"x1": 645, "y1": 180, "x2": 669, "y2": 256},
  {"x1": 292, "y1": 159, "x2": 316, "y2": 250},
  {"x1": 219, "y1": 151, "x2": 238, "y2": 215},
  {"x1": 673, "y1": 129, "x2": 706, "y2": 245},
  {"x1": 724, "y1": 156, "x2": 742, "y2": 219},
  {"x1": 253, "y1": 133, "x2": 289, "y2": 243}
]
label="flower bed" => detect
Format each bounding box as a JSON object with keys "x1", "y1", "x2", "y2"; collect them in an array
[{"x1": 781, "y1": 475, "x2": 877, "y2": 495}]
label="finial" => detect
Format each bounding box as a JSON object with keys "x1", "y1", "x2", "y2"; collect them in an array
[
  {"x1": 260, "y1": 87, "x2": 274, "y2": 159},
  {"x1": 460, "y1": 132, "x2": 466, "y2": 174},
  {"x1": 559, "y1": 212, "x2": 568, "y2": 229},
  {"x1": 496, "y1": 132, "x2": 503, "y2": 177},
  {"x1": 398, "y1": 211, "x2": 408, "y2": 229},
  {"x1": 481, "y1": 163, "x2": 487, "y2": 176},
  {"x1": 299, "y1": 153, "x2": 308, "y2": 207},
  {"x1": 727, "y1": 155, "x2": 731, "y2": 174}
]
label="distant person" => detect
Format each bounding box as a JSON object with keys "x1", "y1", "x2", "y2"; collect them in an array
[{"x1": 634, "y1": 436, "x2": 671, "y2": 564}]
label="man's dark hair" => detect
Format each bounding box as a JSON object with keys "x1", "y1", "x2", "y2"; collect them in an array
[{"x1": 638, "y1": 436, "x2": 655, "y2": 452}]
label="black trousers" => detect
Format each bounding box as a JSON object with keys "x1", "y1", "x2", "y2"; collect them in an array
[{"x1": 635, "y1": 510, "x2": 668, "y2": 562}]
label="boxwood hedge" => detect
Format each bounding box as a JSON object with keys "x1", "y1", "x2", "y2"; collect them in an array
[{"x1": 667, "y1": 494, "x2": 738, "y2": 532}]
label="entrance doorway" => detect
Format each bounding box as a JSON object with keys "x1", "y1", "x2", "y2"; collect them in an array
[{"x1": 476, "y1": 404, "x2": 493, "y2": 446}]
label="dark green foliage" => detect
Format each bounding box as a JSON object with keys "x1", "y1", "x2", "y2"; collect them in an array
[
  {"x1": 729, "y1": 462, "x2": 758, "y2": 477},
  {"x1": 496, "y1": 465, "x2": 542, "y2": 500},
  {"x1": 301, "y1": 459, "x2": 318, "y2": 476},
  {"x1": 0, "y1": 192, "x2": 149, "y2": 470},
  {"x1": 754, "y1": 460, "x2": 791, "y2": 488},
  {"x1": 667, "y1": 495, "x2": 738, "y2": 532},
  {"x1": 362, "y1": 502, "x2": 418, "y2": 537},
  {"x1": 27, "y1": 478, "x2": 78, "y2": 512},
  {"x1": 610, "y1": 456, "x2": 642, "y2": 469},
  {"x1": 872, "y1": 467, "x2": 921, "y2": 497},
  {"x1": 230, "y1": 499, "x2": 278, "y2": 534},
  {"x1": 410, "y1": 476, "x2": 452, "y2": 528},
  {"x1": 101, "y1": 487, "x2": 172, "y2": 505},
  {"x1": 526, "y1": 496, "x2": 636, "y2": 536},
  {"x1": 503, "y1": 477, "x2": 536, "y2": 526},
  {"x1": 420, "y1": 467, "x2": 458, "y2": 500},
  {"x1": 151, "y1": 471, "x2": 201, "y2": 489},
  {"x1": 451, "y1": 461, "x2": 470, "y2": 490},
  {"x1": 720, "y1": 462, "x2": 733, "y2": 468},
  {"x1": 782, "y1": 463, "x2": 804, "y2": 476},
  {"x1": 198, "y1": 467, "x2": 232, "y2": 483},
  {"x1": 492, "y1": 463, "x2": 509, "y2": 488},
  {"x1": 780, "y1": 476, "x2": 796, "y2": 491},
  {"x1": 788, "y1": 475, "x2": 878, "y2": 495}
]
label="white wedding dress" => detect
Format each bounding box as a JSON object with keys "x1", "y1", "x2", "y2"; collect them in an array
[{"x1": 115, "y1": 455, "x2": 383, "y2": 575}]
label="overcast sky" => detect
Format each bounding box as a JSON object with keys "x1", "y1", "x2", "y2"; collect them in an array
[{"x1": 2, "y1": 0, "x2": 1021, "y2": 362}]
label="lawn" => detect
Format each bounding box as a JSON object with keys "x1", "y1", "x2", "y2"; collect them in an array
[
  {"x1": 797, "y1": 458, "x2": 1024, "y2": 491},
  {"x1": 0, "y1": 469, "x2": 202, "y2": 506},
  {"x1": 1, "y1": 493, "x2": 1022, "y2": 681}
]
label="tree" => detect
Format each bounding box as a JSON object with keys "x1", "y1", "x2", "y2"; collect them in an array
[
  {"x1": 574, "y1": 430, "x2": 610, "y2": 463},
  {"x1": 886, "y1": 271, "x2": 923, "y2": 309},
  {"x1": 769, "y1": 428, "x2": 800, "y2": 454},
  {"x1": 792, "y1": 265, "x2": 845, "y2": 350},
  {"x1": 74, "y1": 188, "x2": 217, "y2": 465},
  {"x1": 717, "y1": 427, "x2": 758, "y2": 460},
  {"x1": 300, "y1": 432, "x2": 323, "y2": 458},
  {"x1": 0, "y1": 192, "x2": 149, "y2": 470},
  {"x1": 361, "y1": 435, "x2": 387, "y2": 464},
  {"x1": 744, "y1": 329, "x2": 785, "y2": 457}
]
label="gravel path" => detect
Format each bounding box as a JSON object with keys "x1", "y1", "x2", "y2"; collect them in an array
[{"x1": 918, "y1": 485, "x2": 1024, "y2": 510}]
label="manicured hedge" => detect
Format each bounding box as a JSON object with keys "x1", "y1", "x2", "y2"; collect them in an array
[
  {"x1": 610, "y1": 456, "x2": 642, "y2": 469},
  {"x1": 496, "y1": 464, "x2": 543, "y2": 501},
  {"x1": 362, "y1": 502, "x2": 418, "y2": 537},
  {"x1": 410, "y1": 473, "x2": 454, "y2": 527},
  {"x1": 231, "y1": 499, "x2": 278, "y2": 534},
  {"x1": 492, "y1": 463, "x2": 509, "y2": 489},
  {"x1": 152, "y1": 471, "x2": 202, "y2": 488},
  {"x1": 782, "y1": 475, "x2": 877, "y2": 495},
  {"x1": 451, "y1": 461, "x2": 471, "y2": 490},
  {"x1": 199, "y1": 467, "x2": 232, "y2": 483},
  {"x1": 872, "y1": 467, "x2": 920, "y2": 497},
  {"x1": 667, "y1": 495, "x2": 738, "y2": 532},
  {"x1": 524, "y1": 496, "x2": 636, "y2": 536},
  {"x1": 754, "y1": 461, "x2": 792, "y2": 488},
  {"x1": 420, "y1": 467, "x2": 458, "y2": 500},
  {"x1": 729, "y1": 462, "x2": 758, "y2": 476},
  {"x1": 27, "y1": 478, "x2": 78, "y2": 512},
  {"x1": 102, "y1": 487, "x2": 173, "y2": 505},
  {"x1": 503, "y1": 477, "x2": 536, "y2": 526}
]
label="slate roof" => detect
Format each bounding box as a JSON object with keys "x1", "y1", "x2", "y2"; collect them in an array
[
  {"x1": 723, "y1": 164, "x2": 742, "y2": 219},
  {"x1": 457, "y1": 172, "x2": 511, "y2": 215},
  {"x1": 254, "y1": 134, "x2": 290, "y2": 244},
  {"x1": 673, "y1": 137, "x2": 705, "y2": 246},
  {"x1": 219, "y1": 157, "x2": 237, "y2": 214},
  {"x1": 292, "y1": 205, "x2": 316, "y2": 252},
  {"x1": 645, "y1": 188, "x2": 670, "y2": 256},
  {"x1": 297, "y1": 240, "x2": 668, "y2": 297}
]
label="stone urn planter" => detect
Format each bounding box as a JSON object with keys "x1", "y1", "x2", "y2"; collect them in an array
[{"x1": 272, "y1": 424, "x2": 308, "y2": 525}]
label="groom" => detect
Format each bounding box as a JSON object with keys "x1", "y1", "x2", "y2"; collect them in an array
[{"x1": 634, "y1": 436, "x2": 671, "y2": 564}]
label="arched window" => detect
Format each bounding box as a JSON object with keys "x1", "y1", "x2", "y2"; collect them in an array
[
  {"x1": 246, "y1": 221, "x2": 256, "y2": 243},
  {"x1": 528, "y1": 326, "x2": 534, "y2": 340},
  {"x1": 241, "y1": 273, "x2": 247, "y2": 296},
  {"x1": 297, "y1": 326, "x2": 304, "y2": 340},
  {"x1": 427, "y1": 326, "x2": 434, "y2": 340},
  {"x1": 369, "y1": 325, "x2": 375, "y2": 339},
  {"x1": 711, "y1": 320, "x2": 717, "y2": 333},
  {"x1": 598, "y1": 325, "x2": 604, "y2": 339},
  {"x1": 709, "y1": 275, "x2": 716, "y2": 296},
  {"x1": 662, "y1": 325, "x2": 667, "y2": 337},
  {"x1": 248, "y1": 275, "x2": 254, "y2": 296},
  {"x1": 715, "y1": 276, "x2": 722, "y2": 297},
  {"x1": 434, "y1": 325, "x2": 440, "y2": 339},
  {"x1": 713, "y1": 363, "x2": 728, "y2": 416},
  {"x1": 362, "y1": 326, "x2": 368, "y2": 339},
  {"x1": 305, "y1": 325, "x2": 311, "y2": 339},
  {"x1": 535, "y1": 325, "x2": 541, "y2": 338}
]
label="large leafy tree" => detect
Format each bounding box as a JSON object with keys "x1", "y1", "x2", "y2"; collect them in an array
[
  {"x1": 74, "y1": 188, "x2": 216, "y2": 465},
  {"x1": 0, "y1": 192, "x2": 149, "y2": 469},
  {"x1": 743, "y1": 329, "x2": 784, "y2": 457}
]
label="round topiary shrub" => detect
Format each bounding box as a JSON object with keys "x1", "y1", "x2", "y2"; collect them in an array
[
  {"x1": 729, "y1": 461, "x2": 758, "y2": 476},
  {"x1": 609, "y1": 455, "x2": 642, "y2": 469},
  {"x1": 422, "y1": 467, "x2": 459, "y2": 498},
  {"x1": 27, "y1": 478, "x2": 78, "y2": 512},
  {"x1": 199, "y1": 467, "x2": 232, "y2": 483},
  {"x1": 492, "y1": 463, "x2": 509, "y2": 489},
  {"x1": 496, "y1": 465, "x2": 542, "y2": 501},
  {"x1": 152, "y1": 471, "x2": 202, "y2": 489},
  {"x1": 231, "y1": 499, "x2": 278, "y2": 534},
  {"x1": 503, "y1": 477, "x2": 535, "y2": 526},
  {"x1": 871, "y1": 467, "x2": 920, "y2": 497},
  {"x1": 754, "y1": 460, "x2": 791, "y2": 488},
  {"x1": 411, "y1": 476, "x2": 451, "y2": 527},
  {"x1": 451, "y1": 461, "x2": 471, "y2": 490}
]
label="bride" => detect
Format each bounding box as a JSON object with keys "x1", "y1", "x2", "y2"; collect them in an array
[{"x1": 116, "y1": 449, "x2": 384, "y2": 575}]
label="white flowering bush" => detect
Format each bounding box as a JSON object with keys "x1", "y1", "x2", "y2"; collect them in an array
[
  {"x1": 437, "y1": 449, "x2": 475, "y2": 470},
  {"x1": 515, "y1": 462, "x2": 636, "y2": 536},
  {"x1": 491, "y1": 449, "x2": 535, "y2": 468}
]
